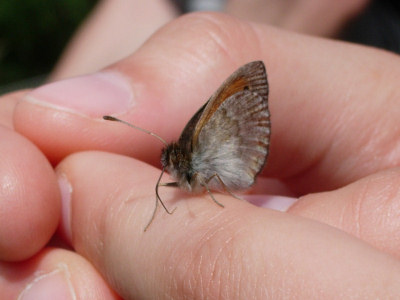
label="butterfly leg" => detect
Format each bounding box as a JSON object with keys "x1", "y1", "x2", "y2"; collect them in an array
[
  {"x1": 203, "y1": 182, "x2": 225, "y2": 208},
  {"x1": 207, "y1": 173, "x2": 243, "y2": 201},
  {"x1": 203, "y1": 173, "x2": 238, "y2": 207},
  {"x1": 144, "y1": 168, "x2": 177, "y2": 232}
]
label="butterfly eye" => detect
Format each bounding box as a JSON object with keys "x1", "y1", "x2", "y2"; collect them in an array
[{"x1": 244, "y1": 86, "x2": 249, "y2": 91}]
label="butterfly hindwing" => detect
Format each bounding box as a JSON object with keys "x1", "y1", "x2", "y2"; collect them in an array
[{"x1": 192, "y1": 90, "x2": 270, "y2": 190}]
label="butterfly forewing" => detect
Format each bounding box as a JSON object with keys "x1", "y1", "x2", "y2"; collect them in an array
[
  {"x1": 191, "y1": 61, "x2": 268, "y2": 148},
  {"x1": 187, "y1": 61, "x2": 270, "y2": 190},
  {"x1": 178, "y1": 102, "x2": 207, "y2": 153}
]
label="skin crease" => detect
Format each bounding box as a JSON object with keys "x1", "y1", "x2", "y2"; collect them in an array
[{"x1": 2, "y1": 9, "x2": 400, "y2": 300}]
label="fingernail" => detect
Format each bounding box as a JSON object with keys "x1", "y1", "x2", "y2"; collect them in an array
[
  {"x1": 58, "y1": 173, "x2": 73, "y2": 243},
  {"x1": 245, "y1": 195, "x2": 298, "y2": 211},
  {"x1": 25, "y1": 72, "x2": 134, "y2": 118},
  {"x1": 18, "y1": 265, "x2": 75, "y2": 300}
]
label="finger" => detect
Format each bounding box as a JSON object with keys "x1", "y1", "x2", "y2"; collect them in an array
[
  {"x1": 0, "y1": 248, "x2": 119, "y2": 299},
  {"x1": 0, "y1": 90, "x2": 27, "y2": 129},
  {"x1": 0, "y1": 126, "x2": 60, "y2": 261},
  {"x1": 288, "y1": 167, "x2": 400, "y2": 258},
  {"x1": 14, "y1": 13, "x2": 400, "y2": 191},
  {"x1": 57, "y1": 152, "x2": 400, "y2": 299}
]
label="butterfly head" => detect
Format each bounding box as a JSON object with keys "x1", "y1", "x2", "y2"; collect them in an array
[{"x1": 161, "y1": 143, "x2": 193, "y2": 191}]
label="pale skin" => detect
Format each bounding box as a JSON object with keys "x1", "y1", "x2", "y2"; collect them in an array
[{"x1": 1, "y1": 10, "x2": 400, "y2": 300}]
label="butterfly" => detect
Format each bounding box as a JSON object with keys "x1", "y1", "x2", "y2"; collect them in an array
[{"x1": 104, "y1": 60, "x2": 270, "y2": 230}]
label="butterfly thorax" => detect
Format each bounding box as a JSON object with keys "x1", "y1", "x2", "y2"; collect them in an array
[{"x1": 161, "y1": 142, "x2": 197, "y2": 192}]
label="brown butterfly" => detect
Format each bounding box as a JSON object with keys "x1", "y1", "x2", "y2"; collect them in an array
[{"x1": 104, "y1": 60, "x2": 270, "y2": 230}]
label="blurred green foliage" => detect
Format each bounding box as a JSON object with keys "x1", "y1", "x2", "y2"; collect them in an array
[{"x1": 0, "y1": 1, "x2": 96, "y2": 89}]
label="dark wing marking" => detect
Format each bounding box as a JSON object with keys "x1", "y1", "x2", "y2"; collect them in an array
[
  {"x1": 192, "y1": 61, "x2": 268, "y2": 148},
  {"x1": 178, "y1": 102, "x2": 207, "y2": 153}
]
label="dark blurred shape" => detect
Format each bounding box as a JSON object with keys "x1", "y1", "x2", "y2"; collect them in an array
[
  {"x1": 0, "y1": 1, "x2": 96, "y2": 94},
  {"x1": 341, "y1": 0, "x2": 400, "y2": 53},
  {"x1": 173, "y1": 0, "x2": 400, "y2": 55},
  {"x1": 172, "y1": 0, "x2": 226, "y2": 13}
]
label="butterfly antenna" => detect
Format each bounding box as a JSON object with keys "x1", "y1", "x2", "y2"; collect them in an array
[{"x1": 103, "y1": 115, "x2": 168, "y2": 146}]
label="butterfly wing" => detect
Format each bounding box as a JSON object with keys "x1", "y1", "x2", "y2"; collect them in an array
[
  {"x1": 192, "y1": 61, "x2": 268, "y2": 147},
  {"x1": 179, "y1": 61, "x2": 268, "y2": 151},
  {"x1": 189, "y1": 61, "x2": 270, "y2": 190},
  {"x1": 178, "y1": 102, "x2": 207, "y2": 153}
]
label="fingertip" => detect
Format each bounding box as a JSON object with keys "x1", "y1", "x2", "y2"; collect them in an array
[
  {"x1": 0, "y1": 248, "x2": 119, "y2": 300},
  {"x1": 0, "y1": 127, "x2": 60, "y2": 261}
]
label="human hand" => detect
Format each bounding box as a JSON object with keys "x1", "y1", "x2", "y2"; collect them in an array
[{"x1": 2, "y1": 12, "x2": 400, "y2": 299}]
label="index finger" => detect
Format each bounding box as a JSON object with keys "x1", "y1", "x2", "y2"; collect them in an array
[{"x1": 14, "y1": 12, "x2": 400, "y2": 193}]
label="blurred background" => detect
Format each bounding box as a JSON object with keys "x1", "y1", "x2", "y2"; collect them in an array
[
  {"x1": 0, "y1": 1, "x2": 96, "y2": 93},
  {"x1": 0, "y1": 0, "x2": 399, "y2": 95}
]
